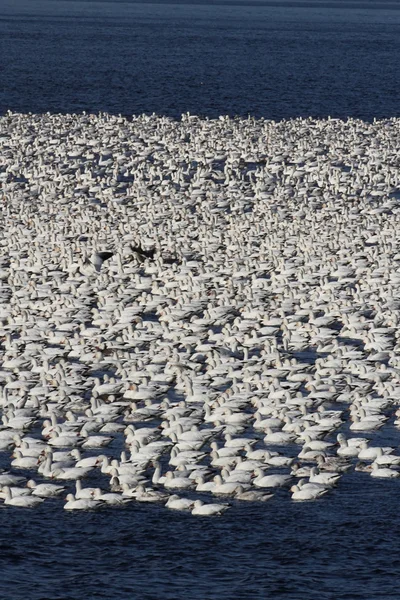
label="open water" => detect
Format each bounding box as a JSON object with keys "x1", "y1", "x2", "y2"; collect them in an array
[
  {"x1": 1, "y1": 424, "x2": 400, "y2": 599},
  {"x1": 1, "y1": 422, "x2": 400, "y2": 600},
  {"x1": 1, "y1": 1, "x2": 400, "y2": 598},
  {"x1": 1, "y1": 0, "x2": 400, "y2": 119}
]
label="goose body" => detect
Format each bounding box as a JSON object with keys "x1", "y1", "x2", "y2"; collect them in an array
[
  {"x1": 0, "y1": 485, "x2": 31, "y2": 499},
  {"x1": 358, "y1": 443, "x2": 394, "y2": 461},
  {"x1": 253, "y1": 469, "x2": 292, "y2": 488},
  {"x1": 291, "y1": 483, "x2": 329, "y2": 501},
  {"x1": 11, "y1": 451, "x2": 38, "y2": 469},
  {"x1": 64, "y1": 493, "x2": 104, "y2": 510},
  {"x1": 27, "y1": 480, "x2": 66, "y2": 497},
  {"x1": 134, "y1": 484, "x2": 169, "y2": 502},
  {"x1": 3, "y1": 486, "x2": 44, "y2": 508},
  {"x1": 191, "y1": 499, "x2": 229, "y2": 516},
  {"x1": 309, "y1": 467, "x2": 341, "y2": 487},
  {"x1": 74, "y1": 480, "x2": 98, "y2": 499},
  {"x1": 370, "y1": 464, "x2": 400, "y2": 478},
  {"x1": 212, "y1": 474, "x2": 243, "y2": 495},
  {"x1": 0, "y1": 473, "x2": 26, "y2": 487},
  {"x1": 166, "y1": 494, "x2": 194, "y2": 511},
  {"x1": 235, "y1": 487, "x2": 273, "y2": 502},
  {"x1": 93, "y1": 489, "x2": 130, "y2": 505},
  {"x1": 163, "y1": 471, "x2": 193, "y2": 490},
  {"x1": 55, "y1": 466, "x2": 94, "y2": 481},
  {"x1": 81, "y1": 435, "x2": 113, "y2": 449}
]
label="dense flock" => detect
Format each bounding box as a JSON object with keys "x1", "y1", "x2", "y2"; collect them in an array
[{"x1": 1, "y1": 111, "x2": 400, "y2": 513}]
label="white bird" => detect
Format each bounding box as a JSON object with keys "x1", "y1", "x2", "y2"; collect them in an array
[
  {"x1": 27, "y1": 480, "x2": 66, "y2": 497},
  {"x1": 0, "y1": 485, "x2": 31, "y2": 499},
  {"x1": 212, "y1": 474, "x2": 244, "y2": 496},
  {"x1": 358, "y1": 442, "x2": 394, "y2": 461},
  {"x1": 3, "y1": 486, "x2": 44, "y2": 508},
  {"x1": 11, "y1": 450, "x2": 38, "y2": 469},
  {"x1": 253, "y1": 469, "x2": 292, "y2": 488},
  {"x1": 64, "y1": 493, "x2": 104, "y2": 510},
  {"x1": 234, "y1": 486, "x2": 273, "y2": 502},
  {"x1": 336, "y1": 434, "x2": 360, "y2": 458},
  {"x1": 370, "y1": 463, "x2": 400, "y2": 478},
  {"x1": 309, "y1": 467, "x2": 341, "y2": 487},
  {"x1": 74, "y1": 480, "x2": 98, "y2": 499},
  {"x1": 163, "y1": 471, "x2": 193, "y2": 490},
  {"x1": 134, "y1": 484, "x2": 169, "y2": 503},
  {"x1": 166, "y1": 494, "x2": 194, "y2": 511},
  {"x1": 81, "y1": 435, "x2": 113, "y2": 449},
  {"x1": 0, "y1": 473, "x2": 26, "y2": 487},
  {"x1": 191, "y1": 499, "x2": 230, "y2": 516},
  {"x1": 291, "y1": 483, "x2": 329, "y2": 501},
  {"x1": 93, "y1": 488, "x2": 131, "y2": 505},
  {"x1": 54, "y1": 466, "x2": 94, "y2": 481}
]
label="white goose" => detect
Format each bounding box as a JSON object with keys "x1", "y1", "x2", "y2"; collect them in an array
[
  {"x1": 0, "y1": 485, "x2": 31, "y2": 499},
  {"x1": 358, "y1": 442, "x2": 394, "y2": 461},
  {"x1": 0, "y1": 473, "x2": 26, "y2": 487},
  {"x1": 234, "y1": 486, "x2": 273, "y2": 502},
  {"x1": 370, "y1": 463, "x2": 400, "y2": 478},
  {"x1": 212, "y1": 474, "x2": 244, "y2": 496},
  {"x1": 3, "y1": 486, "x2": 44, "y2": 508},
  {"x1": 290, "y1": 483, "x2": 328, "y2": 501},
  {"x1": 27, "y1": 480, "x2": 66, "y2": 497},
  {"x1": 64, "y1": 493, "x2": 104, "y2": 510},
  {"x1": 191, "y1": 499, "x2": 230, "y2": 516},
  {"x1": 11, "y1": 450, "x2": 38, "y2": 470},
  {"x1": 253, "y1": 469, "x2": 292, "y2": 488},
  {"x1": 336, "y1": 434, "x2": 360, "y2": 458},
  {"x1": 166, "y1": 494, "x2": 194, "y2": 511},
  {"x1": 309, "y1": 467, "x2": 341, "y2": 487},
  {"x1": 93, "y1": 488, "x2": 131, "y2": 505},
  {"x1": 134, "y1": 484, "x2": 169, "y2": 503},
  {"x1": 163, "y1": 471, "x2": 193, "y2": 490}
]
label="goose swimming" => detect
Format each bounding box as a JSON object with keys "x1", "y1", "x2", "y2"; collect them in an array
[
  {"x1": 64, "y1": 493, "x2": 104, "y2": 510},
  {"x1": 253, "y1": 469, "x2": 292, "y2": 489},
  {"x1": 3, "y1": 486, "x2": 44, "y2": 508},
  {"x1": 290, "y1": 483, "x2": 329, "y2": 501},
  {"x1": 165, "y1": 494, "x2": 194, "y2": 511},
  {"x1": 27, "y1": 480, "x2": 66, "y2": 497},
  {"x1": 2, "y1": 111, "x2": 400, "y2": 514},
  {"x1": 234, "y1": 486, "x2": 273, "y2": 502},
  {"x1": 191, "y1": 499, "x2": 230, "y2": 516}
]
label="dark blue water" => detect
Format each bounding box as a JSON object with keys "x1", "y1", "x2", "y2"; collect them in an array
[
  {"x1": 1, "y1": 0, "x2": 400, "y2": 119},
  {"x1": 1, "y1": 467, "x2": 400, "y2": 599},
  {"x1": 1, "y1": 423, "x2": 400, "y2": 599}
]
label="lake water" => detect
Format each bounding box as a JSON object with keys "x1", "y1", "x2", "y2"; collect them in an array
[
  {"x1": 1, "y1": 1, "x2": 400, "y2": 598},
  {"x1": 1, "y1": 0, "x2": 400, "y2": 119},
  {"x1": 1, "y1": 429, "x2": 400, "y2": 600}
]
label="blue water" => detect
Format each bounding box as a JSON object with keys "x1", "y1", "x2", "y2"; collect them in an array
[
  {"x1": 1, "y1": 459, "x2": 400, "y2": 599},
  {"x1": 2, "y1": 1, "x2": 400, "y2": 598},
  {"x1": 1, "y1": 0, "x2": 400, "y2": 119}
]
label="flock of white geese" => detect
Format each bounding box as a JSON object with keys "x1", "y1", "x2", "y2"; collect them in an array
[{"x1": 1, "y1": 111, "x2": 400, "y2": 514}]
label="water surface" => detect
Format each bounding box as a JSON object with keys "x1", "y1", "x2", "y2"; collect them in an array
[{"x1": 1, "y1": 0, "x2": 399, "y2": 118}]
